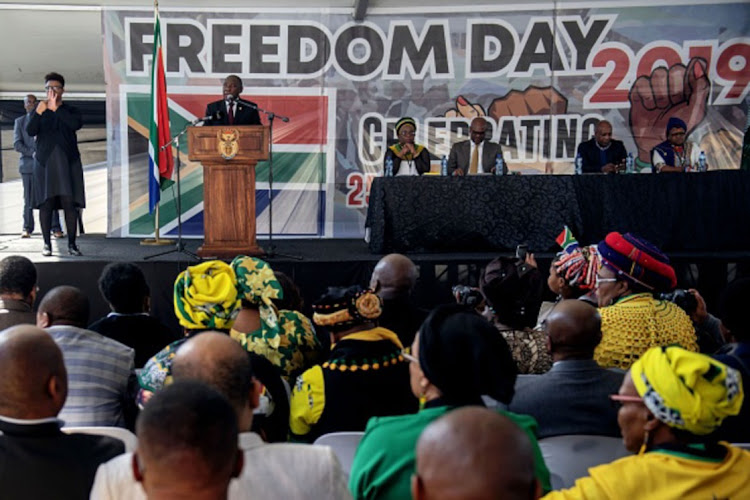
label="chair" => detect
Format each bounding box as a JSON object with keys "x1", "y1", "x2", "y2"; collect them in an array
[
  {"x1": 313, "y1": 432, "x2": 365, "y2": 476},
  {"x1": 62, "y1": 426, "x2": 137, "y2": 452},
  {"x1": 539, "y1": 434, "x2": 629, "y2": 490}
]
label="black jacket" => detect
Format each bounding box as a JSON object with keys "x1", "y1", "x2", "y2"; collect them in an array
[
  {"x1": 576, "y1": 138, "x2": 627, "y2": 174},
  {"x1": 204, "y1": 99, "x2": 261, "y2": 126}
]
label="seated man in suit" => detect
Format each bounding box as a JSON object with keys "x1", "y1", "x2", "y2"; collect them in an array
[
  {"x1": 0, "y1": 255, "x2": 38, "y2": 330},
  {"x1": 413, "y1": 407, "x2": 541, "y2": 500},
  {"x1": 204, "y1": 75, "x2": 261, "y2": 126},
  {"x1": 0, "y1": 325, "x2": 124, "y2": 500},
  {"x1": 91, "y1": 332, "x2": 351, "y2": 500},
  {"x1": 576, "y1": 120, "x2": 627, "y2": 174},
  {"x1": 448, "y1": 117, "x2": 507, "y2": 175},
  {"x1": 508, "y1": 299, "x2": 623, "y2": 438},
  {"x1": 37, "y1": 286, "x2": 137, "y2": 428}
]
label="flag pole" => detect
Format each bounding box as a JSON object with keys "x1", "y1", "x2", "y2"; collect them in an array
[{"x1": 141, "y1": 0, "x2": 171, "y2": 246}]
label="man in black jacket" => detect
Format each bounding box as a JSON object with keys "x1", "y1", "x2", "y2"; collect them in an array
[
  {"x1": 576, "y1": 120, "x2": 628, "y2": 174},
  {"x1": 0, "y1": 325, "x2": 124, "y2": 499},
  {"x1": 204, "y1": 75, "x2": 261, "y2": 126}
]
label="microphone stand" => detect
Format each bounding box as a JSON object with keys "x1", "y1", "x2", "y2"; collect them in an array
[
  {"x1": 144, "y1": 118, "x2": 204, "y2": 261},
  {"x1": 236, "y1": 98, "x2": 302, "y2": 260}
]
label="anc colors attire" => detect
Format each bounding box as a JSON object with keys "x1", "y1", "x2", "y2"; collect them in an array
[
  {"x1": 289, "y1": 327, "x2": 417, "y2": 442},
  {"x1": 595, "y1": 293, "x2": 698, "y2": 370},
  {"x1": 349, "y1": 402, "x2": 551, "y2": 499}
]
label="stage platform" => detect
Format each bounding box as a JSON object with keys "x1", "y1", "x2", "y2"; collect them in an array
[{"x1": 1, "y1": 233, "x2": 747, "y2": 338}]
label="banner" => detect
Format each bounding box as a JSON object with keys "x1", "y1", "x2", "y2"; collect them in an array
[{"x1": 102, "y1": 3, "x2": 750, "y2": 238}]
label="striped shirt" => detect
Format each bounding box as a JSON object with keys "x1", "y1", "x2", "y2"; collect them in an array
[{"x1": 47, "y1": 326, "x2": 135, "y2": 428}]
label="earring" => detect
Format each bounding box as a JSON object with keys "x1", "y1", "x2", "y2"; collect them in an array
[
  {"x1": 418, "y1": 392, "x2": 427, "y2": 411},
  {"x1": 638, "y1": 429, "x2": 650, "y2": 455}
]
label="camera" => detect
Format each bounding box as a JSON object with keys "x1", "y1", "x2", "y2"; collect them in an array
[
  {"x1": 516, "y1": 244, "x2": 528, "y2": 262},
  {"x1": 658, "y1": 289, "x2": 698, "y2": 315},
  {"x1": 452, "y1": 285, "x2": 484, "y2": 308}
]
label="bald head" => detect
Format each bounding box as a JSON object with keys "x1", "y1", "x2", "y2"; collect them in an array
[
  {"x1": 594, "y1": 120, "x2": 613, "y2": 148},
  {"x1": 171, "y1": 332, "x2": 255, "y2": 430},
  {"x1": 370, "y1": 254, "x2": 418, "y2": 300},
  {"x1": 545, "y1": 299, "x2": 601, "y2": 361},
  {"x1": 0, "y1": 325, "x2": 67, "y2": 419},
  {"x1": 37, "y1": 286, "x2": 89, "y2": 328},
  {"x1": 414, "y1": 407, "x2": 540, "y2": 500}
]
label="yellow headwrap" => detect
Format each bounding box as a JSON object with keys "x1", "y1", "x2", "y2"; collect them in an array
[
  {"x1": 631, "y1": 346, "x2": 744, "y2": 435},
  {"x1": 173, "y1": 260, "x2": 241, "y2": 330}
]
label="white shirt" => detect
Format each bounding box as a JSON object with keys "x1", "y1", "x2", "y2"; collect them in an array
[
  {"x1": 652, "y1": 141, "x2": 702, "y2": 172},
  {"x1": 89, "y1": 432, "x2": 352, "y2": 500},
  {"x1": 469, "y1": 141, "x2": 486, "y2": 174}
]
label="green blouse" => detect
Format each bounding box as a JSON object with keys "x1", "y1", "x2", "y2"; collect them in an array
[{"x1": 349, "y1": 404, "x2": 551, "y2": 499}]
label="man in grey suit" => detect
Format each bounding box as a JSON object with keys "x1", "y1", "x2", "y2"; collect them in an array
[
  {"x1": 508, "y1": 300, "x2": 623, "y2": 438},
  {"x1": 13, "y1": 94, "x2": 62, "y2": 238},
  {"x1": 447, "y1": 117, "x2": 508, "y2": 175},
  {"x1": 91, "y1": 332, "x2": 351, "y2": 500}
]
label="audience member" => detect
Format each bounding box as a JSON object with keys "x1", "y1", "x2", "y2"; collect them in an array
[
  {"x1": 0, "y1": 256, "x2": 38, "y2": 330},
  {"x1": 542, "y1": 346, "x2": 749, "y2": 499},
  {"x1": 575, "y1": 120, "x2": 627, "y2": 174},
  {"x1": 652, "y1": 117, "x2": 701, "y2": 173},
  {"x1": 137, "y1": 260, "x2": 290, "y2": 442},
  {"x1": 37, "y1": 285, "x2": 136, "y2": 428},
  {"x1": 480, "y1": 256, "x2": 552, "y2": 374},
  {"x1": 290, "y1": 285, "x2": 417, "y2": 442},
  {"x1": 0, "y1": 325, "x2": 124, "y2": 500},
  {"x1": 349, "y1": 304, "x2": 551, "y2": 499},
  {"x1": 133, "y1": 381, "x2": 243, "y2": 500},
  {"x1": 384, "y1": 117, "x2": 431, "y2": 175},
  {"x1": 88, "y1": 262, "x2": 179, "y2": 367},
  {"x1": 509, "y1": 300, "x2": 624, "y2": 438},
  {"x1": 711, "y1": 277, "x2": 750, "y2": 442},
  {"x1": 547, "y1": 227, "x2": 600, "y2": 303},
  {"x1": 229, "y1": 256, "x2": 322, "y2": 384},
  {"x1": 370, "y1": 253, "x2": 427, "y2": 347},
  {"x1": 413, "y1": 407, "x2": 541, "y2": 500},
  {"x1": 594, "y1": 232, "x2": 697, "y2": 369},
  {"x1": 447, "y1": 116, "x2": 507, "y2": 175},
  {"x1": 92, "y1": 332, "x2": 351, "y2": 499}
]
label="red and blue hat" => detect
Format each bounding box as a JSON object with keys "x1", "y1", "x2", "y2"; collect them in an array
[{"x1": 597, "y1": 232, "x2": 677, "y2": 292}]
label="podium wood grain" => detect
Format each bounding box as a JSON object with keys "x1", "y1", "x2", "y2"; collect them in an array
[{"x1": 187, "y1": 126, "x2": 269, "y2": 258}]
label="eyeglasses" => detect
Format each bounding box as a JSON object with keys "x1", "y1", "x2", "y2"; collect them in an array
[
  {"x1": 401, "y1": 350, "x2": 418, "y2": 364},
  {"x1": 595, "y1": 274, "x2": 618, "y2": 286},
  {"x1": 609, "y1": 394, "x2": 645, "y2": 408},
  {"x1": 399, "y1": 131, "x2": 415, "y2": 137},
  {"x1": 44, "y1": 85, "x2": 63, "y2": 91}
]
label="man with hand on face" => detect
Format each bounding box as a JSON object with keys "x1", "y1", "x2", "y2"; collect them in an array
[
  {"x1": 576, "y1": 120, "x2": 628, "y2": 174},
  {"x1": 26, "y1": 72, "x2": 85, "y2": 257},
  {"x1": 204, "y1": 75, "x2": 261, "y2": 126},
  {"x1": 652, "y1": 117, "x2": 701, "y2": 173},
  {"x1": 448, "y1": 117, "x2": 507, "y2": 175}
]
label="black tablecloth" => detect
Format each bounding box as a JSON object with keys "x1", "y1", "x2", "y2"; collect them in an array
[{"x1": 365, "y1": 171, "x2": 750, "y2": 254}]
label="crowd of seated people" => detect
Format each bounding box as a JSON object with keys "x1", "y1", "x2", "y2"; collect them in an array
[{"x1": 0, "y1": 229, "x2": 748, "y2": 499}]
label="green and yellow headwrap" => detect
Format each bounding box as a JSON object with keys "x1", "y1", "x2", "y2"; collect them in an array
[
  {"x1": 395, "y1": 116, "x2": 416, "y2": 135},
  {"x1": 230, "y1": 255, "x2": 283, "y2": 337},
  {"x1": 173, "y1": 260, "x2": 240, "y2": 331},
  {"x1": 631, "y1": 346, "x2": 744, "y2": 435}
]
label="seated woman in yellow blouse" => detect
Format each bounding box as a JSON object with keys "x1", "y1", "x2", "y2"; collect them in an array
[{"x1": 543, "y1": 346, "x2": 749, "y2": 499}]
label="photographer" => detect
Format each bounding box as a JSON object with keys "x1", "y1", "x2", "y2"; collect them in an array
[{"x1": 661, "y1": 288, "x2": 724, "y2": 354}]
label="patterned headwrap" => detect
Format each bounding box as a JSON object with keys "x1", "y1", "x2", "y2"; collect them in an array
[
  {"x1": 553, "y1": 226, "x2": 600, "y2": 291},
  {"x1": 395, "y1": 116, "x2": 416, "y2": 135},
  {"x1": 631, "y1": 346, "x2": 743, "y2": 435},
  {"x1": 666, "y1": 116, "x2": 687, "y2": 136},
  {"x1": 312, "y1": 285, "x2": 383, "y2": 333},
  {"x1": 230, "y1": 255, "x2": 283, "y2": 337},
  {"x1": 597, "y1": 232, "x2": 677, "y2": 292},
  {"x1": 173, "y1": 260, "x2": 240, "y2": 330}
]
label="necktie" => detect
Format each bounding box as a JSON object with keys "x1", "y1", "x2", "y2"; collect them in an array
[
  {"x1": 469, "y1": 144, "x2": 479, "y2": 174},
  {"x1": 228, "y1": 103, "x2": 234, "y2": 125}
]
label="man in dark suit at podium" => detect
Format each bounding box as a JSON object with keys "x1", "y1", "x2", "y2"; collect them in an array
[{"x1": 204, "y1": 75, "x2": 261, "y2": 126}]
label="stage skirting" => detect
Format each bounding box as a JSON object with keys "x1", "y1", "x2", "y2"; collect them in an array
[{"x1": 365, "y1": 171, "x2": 750, "y2": 254}]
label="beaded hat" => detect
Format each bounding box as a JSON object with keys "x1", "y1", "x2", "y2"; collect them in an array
[
  {"x1": 597, "y1": 232, "x2": 677, "y2": 292},
  {"x1": 312, "y1": 285, "x2": 383, "y2": 333}
]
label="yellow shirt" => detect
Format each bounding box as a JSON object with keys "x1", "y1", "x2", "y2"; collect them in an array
[
  {"x1": 595, "y1": 294, "x2": 698, "y2": 370},
  {"x1": 543, "y1": 444, "x2": 750, "y2": 500}
]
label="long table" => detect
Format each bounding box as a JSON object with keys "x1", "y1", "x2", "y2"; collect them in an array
[{"x1": 365, "y1": 171, "x2": 750, "y2": 254}]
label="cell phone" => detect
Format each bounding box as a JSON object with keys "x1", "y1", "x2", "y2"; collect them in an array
[{"x1": 516, "y1": 244, "x2": 528, "y2": 261}]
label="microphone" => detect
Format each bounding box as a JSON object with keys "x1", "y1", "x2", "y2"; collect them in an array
[{"x1": 194, "y1": 110, "x2": 223, "y2": 125}]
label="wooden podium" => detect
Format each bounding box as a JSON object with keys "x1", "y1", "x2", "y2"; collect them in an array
[{"x1": 187, "y1": 125, "x2": 269, "y2": 258}]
